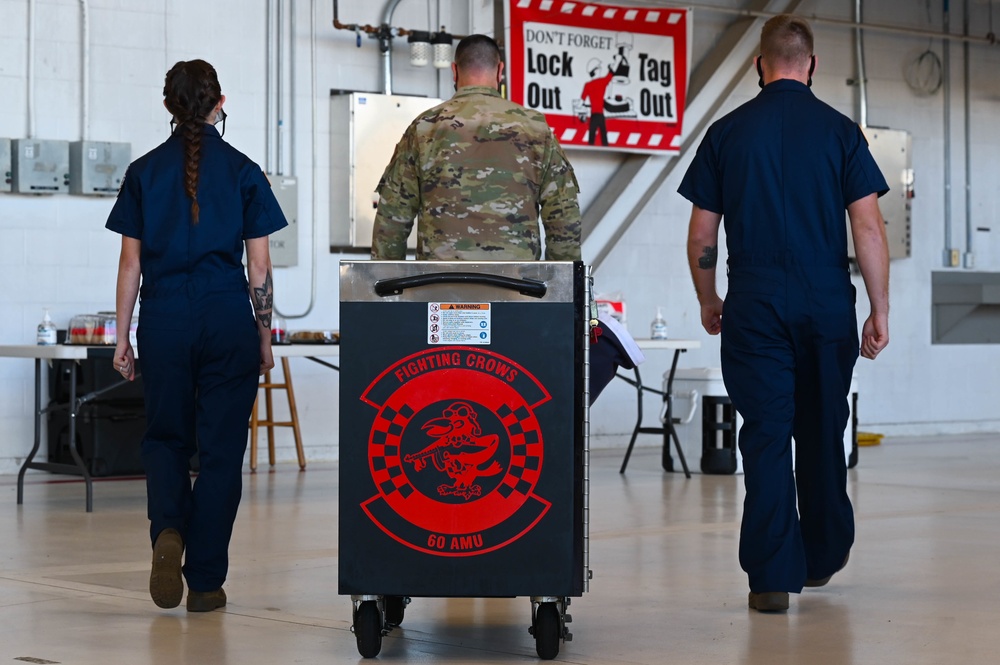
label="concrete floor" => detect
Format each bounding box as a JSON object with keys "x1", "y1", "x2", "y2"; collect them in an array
[{"x1": 1, "y1": 434, "x2": 998, "y2": 664}]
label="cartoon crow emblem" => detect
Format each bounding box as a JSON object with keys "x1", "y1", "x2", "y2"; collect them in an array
[{"x1": 403, "y1": 401, "x2": 503, "y2": 500}]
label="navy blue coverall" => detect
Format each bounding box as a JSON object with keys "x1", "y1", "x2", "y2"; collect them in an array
[
  {"x1": 678, "y1": 79, "x2": 888, "y2": 593},
  {"x1": 106, "y1": 124, "x2": 287, "y2": 593}
]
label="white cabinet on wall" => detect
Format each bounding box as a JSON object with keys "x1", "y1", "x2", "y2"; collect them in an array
[
  {"x1": 849, "y1": 127, "x2": 913, "y2": 260},
  {"x1": 329, "y1": 92, "x2": 443, "y2": 252}
]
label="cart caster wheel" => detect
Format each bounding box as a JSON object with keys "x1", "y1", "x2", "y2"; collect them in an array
[
  {"x1": 354, "y1": 600, "x2": 383, "y2": 658},
  {"x1": 533, "y1": 602, "x2": 561, "y2": 660},
  {"x1": 385, "y1": 595, "x2": 408, "y2": 628}
]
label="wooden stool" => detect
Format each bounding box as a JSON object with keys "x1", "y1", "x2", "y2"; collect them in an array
[{"x1": 249, "y1": 357, "x2": 306, "y2": 472}]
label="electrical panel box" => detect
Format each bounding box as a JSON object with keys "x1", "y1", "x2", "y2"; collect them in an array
[
  {"x1": 849, "y1": 127, "x2": 913, "y2": 260},
  {"x1": 329, "y1": 92, "x2": 443, "y2": 252},
  {"x1": 267, "y1": 174, "x2": 298, "y2": 267},
  {"x1": 12, "y1": 139, "x2": 69, "y2": 194},
  {"x1": 1, "y1": 138, "x2": 11, "y2": 192},
  {"x1": 69, "y1": 141, "x2": 131, "y2": 196}
]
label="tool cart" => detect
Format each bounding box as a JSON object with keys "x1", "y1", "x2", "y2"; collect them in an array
[{"x1": 339, "y1": 260, "x2": 591, "y2": 659}]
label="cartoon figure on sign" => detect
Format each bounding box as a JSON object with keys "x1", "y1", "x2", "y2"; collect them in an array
[
  {"x1": 403, "y1": 401, "x2": 503, "y2": 500},
  {"x1": 576, "y1": 58, "x2": 614, "y2": 146},
  {"x1": 573, "y1": 32, "x2": 637, "y2": 145}
]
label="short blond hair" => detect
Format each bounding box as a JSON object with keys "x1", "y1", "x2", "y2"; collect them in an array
[{"x1": 760, "y1": 15, "x2": 813, "y2": 68}]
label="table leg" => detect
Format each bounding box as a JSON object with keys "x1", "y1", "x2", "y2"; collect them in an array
[
  {"x1": 16, "y1": 355, "x2": 135, "y2": 511},
  {"x1": 305, "y1": 356, "x2": 339, "y2": 372},
  {"x1": 618, "y1": 366, "x2": 644, "y2": 474},
  {"x1": 668, "y1": 423, "x2": 692, "y2": 478},
  {"x1": 65, "y1": 362, "x2": 94, "y2": 512},
  {"x1": 662, "y1": 350, "x2": 691, "y2": 478},
  {"x1": 16, "y1": 359, "x2": 44, "y2": 505}
]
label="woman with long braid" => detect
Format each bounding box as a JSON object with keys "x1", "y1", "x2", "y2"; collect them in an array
[{"x1": 107, "y1": 60, "x2": 287, "y2": 612}]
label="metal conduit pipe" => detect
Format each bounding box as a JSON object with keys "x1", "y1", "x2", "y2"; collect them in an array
[
  {"x1": 331, "y1": 0, "x2": 397, "y2": 94},
  {"x1": 265, "y1": 0, "x2": 273, "y2": 173},
  {"x1": 290, "y1": 0, "x2": 297, "y2": 176},
  {"x1": 854, "y1": 0, "x2": 867, "y2": 128},
  {"x1": 27, "y1": 0, "x2": 35, "y2": 138},
  {"x1": 963, "y1": 0, "x2": 974, "y2": 268},
  {"x1": 333, "y1": 0, "x2": 466, "y2": 96},
  {"x1": 79, "y1": 0, "x2": 90, "y2": 141},
  {"x1": 276, "y1": 0, "x2": 319, "y2": 321},
  {"x1": 944, "y1": 1, "x2": 954, "y2": 267},
  {"x1": 277, "y1": 0, "x2": 284, "y2": 175},
  {"x1": 381, "y1": 0, "x2": 406, "y2": 95},
  {"x1": 333, "y1": 0, "x2": 381, "y2": 36}
]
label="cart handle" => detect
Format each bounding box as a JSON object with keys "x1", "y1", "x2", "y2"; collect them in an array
[{"x1": 374, "y1": 272, "x2": 547, "y2": 298}]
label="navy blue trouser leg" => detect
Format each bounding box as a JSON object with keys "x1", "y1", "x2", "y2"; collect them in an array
[
  {"x1": 183, "y1": 295, "x2": 260, "y2": 591},
  {"x1": 722, "y1": 264, "x2": 858, "y2": 593},
  {"x1": 722, "y1": 284, "x2": 803, "y2": 593},
  {"x1": 791, "y1": 268, "x2": 859, "y2": 582},
  {"x1": 139, "y1": 304, "x2": 198, "y2": 546},
  {"x1": 139, "y1": 291, "x2": 260, "y2": 592}
]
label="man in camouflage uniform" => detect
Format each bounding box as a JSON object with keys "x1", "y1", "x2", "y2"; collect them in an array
[{"x1": 371, "y1": 34, "x2": 581, "y2": 261}]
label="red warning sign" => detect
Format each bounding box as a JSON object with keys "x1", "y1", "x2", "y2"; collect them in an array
[{"x1": 505, "y1": 0, "x2": 691, "y2": 153}]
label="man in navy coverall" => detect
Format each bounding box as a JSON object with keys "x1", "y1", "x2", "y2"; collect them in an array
[{"x1": 678, "y1": 15, "x2": 890, "y2": 613}]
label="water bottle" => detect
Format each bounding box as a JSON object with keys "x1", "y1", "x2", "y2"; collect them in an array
[
  {"x1": 650, "y1": 307, "x2": 668, "y2": 340},
  {"x1": 37, "y1": 308, "x2": 57, "y2": 345}
]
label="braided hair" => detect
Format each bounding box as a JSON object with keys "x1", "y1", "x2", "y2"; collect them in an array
[{"x1": 163, "y1": 60, "x2": 222, "y2": 224}]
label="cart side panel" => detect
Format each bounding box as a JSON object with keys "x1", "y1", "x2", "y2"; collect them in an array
[{"x1": 339, "y1": 290, "x2": 584, "y2": 597}]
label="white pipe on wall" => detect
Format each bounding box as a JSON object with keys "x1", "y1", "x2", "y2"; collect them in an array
[
  {"x1": 293, "y1": 0, "x2": 321, "y2": 319},
  {"x1": 854, "y1": 0, "x2": 868, "y2": 128},
  {"x1": 27, "y1": 0, "x2": 35, "y2": 138},
  {"x1": 290, "y1": 0, "x2": 297, "y2": 177},
  {"x1": 265, "y1": 0, "x2": 274, "y2": 173},
  {"x1": 277, "y1": 0, "x2": 285, "y2": 176},
  {"x1": 275, "y1": 0, "x2": 319, "y2": 320},
  {"x1": 963, "y1": 0, "x2": 974, "y2": 268},
  {"x1": 79, "y1": 0, "x2": 90, "y2": 141},
  {"x1": 943, "y1": 2, "x2": 954, "y2": 267},
  {"x1": 381, "y1": 0, "x2": 405, "y2": 95}
]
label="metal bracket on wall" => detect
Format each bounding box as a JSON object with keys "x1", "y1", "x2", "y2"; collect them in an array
[{"x1": 932, "y1": 271, "x2": 1000, "y2": 344}]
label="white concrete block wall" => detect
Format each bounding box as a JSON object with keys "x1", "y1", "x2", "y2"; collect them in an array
[{"x1": 1, "y1": 0, "x2": 999, "y2": 474}]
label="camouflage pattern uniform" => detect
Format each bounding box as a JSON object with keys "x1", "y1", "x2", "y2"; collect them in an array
[{"x1": 371, "y1": 86, "x2": 582, "y2": 261}]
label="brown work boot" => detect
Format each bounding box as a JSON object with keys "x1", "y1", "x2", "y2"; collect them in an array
[
  {"x1": 187, "y1": 588, "x2": 227, "y2": 612},
  {"x1": 748, "y1": 591, "x2": 789, "y2": 612},
  {"x1": 149, "y1": 528, "x2": 184, "y2": 609}
]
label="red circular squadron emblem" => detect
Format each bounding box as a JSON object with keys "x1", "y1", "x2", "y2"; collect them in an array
[{"x1": 359, "y1": 347, "x2": 551, "y2": 557}]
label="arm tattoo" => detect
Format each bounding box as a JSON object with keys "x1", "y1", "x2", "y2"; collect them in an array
[
  {"x1": 697, "y1": 245, "x2": 718, "y2": 270},
  {"x1": 252, "y1": 270, "x2": 274, "y2": 329}
]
